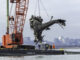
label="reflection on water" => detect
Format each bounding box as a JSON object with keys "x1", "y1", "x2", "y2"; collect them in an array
[
  {"x1": 35, "y1": 55, "x2": 44, "y2": 59},
  {"x1": 0, "y1": 56, "x2": 24, "y2": 60},
  {"x1": 0, "y1": 55, "x2": 80, "y2": 60}
]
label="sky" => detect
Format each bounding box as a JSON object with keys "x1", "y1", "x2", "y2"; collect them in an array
[{"x1": 0, "y1": 0, "x2": 80, "y2": 42}]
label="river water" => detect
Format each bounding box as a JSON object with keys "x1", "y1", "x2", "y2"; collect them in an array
[
  {"x1": 0, "y1": 49, "x2": 80, "y2": 60},
  {"x1": 0, "y1": 55, "x2": 80, "y2": 60}
]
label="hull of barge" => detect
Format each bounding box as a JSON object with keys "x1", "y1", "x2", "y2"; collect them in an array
[{"x1": 0, "y1": 49, "x2": 64, "y2": 56}]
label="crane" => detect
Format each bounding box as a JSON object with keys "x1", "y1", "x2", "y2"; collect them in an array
[{"x1": 2, "y1": 0, "x2": 29, "y2": 48}]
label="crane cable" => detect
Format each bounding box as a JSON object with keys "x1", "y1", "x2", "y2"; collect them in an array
[
  {"x1": 34, "y1": 0, "x2": 37, "y2": 16},
  {"x1": 34, "y1": 0, "x2": 40, "y2": 16},
  {"x1": 40, "y1": 0, "x2": 49, "y2": 17},
  {"x1": 34, "y1": 0, "x2": 49, "y2": 17},
  {"x1": 9, "y1": 3, "x2": 13, "y2": 16},
  {"x1": 38, "y1": 0, "x2": 40, "y2": 16},
  {"x1": 9, "y1": 3, "x2": 16, "y2": 21}
]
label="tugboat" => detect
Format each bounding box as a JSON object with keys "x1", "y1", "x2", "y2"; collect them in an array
[{"x1": 0, "y1": 0, "x2": 66, "y2": 56}]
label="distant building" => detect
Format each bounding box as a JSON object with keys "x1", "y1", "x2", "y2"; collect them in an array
[{"x1": 54, "y1": 36, "x2": 80, "y2": 48}]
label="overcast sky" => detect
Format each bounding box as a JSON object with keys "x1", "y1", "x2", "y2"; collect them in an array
[{"x1": 0, "y1": 0, "x2": 80, "y2": 42}]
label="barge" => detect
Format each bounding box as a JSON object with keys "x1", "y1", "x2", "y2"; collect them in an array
[
  {"x1": 0, "y1": 45, "x2": 64, "y2": 56},
  {"x1": 0, "y1": 49, "x2": 64, "y2": 56}
]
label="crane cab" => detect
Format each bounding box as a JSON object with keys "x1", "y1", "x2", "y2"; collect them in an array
[{"x1": 2, "y1": 33, "x2": 23, "y2": 48}]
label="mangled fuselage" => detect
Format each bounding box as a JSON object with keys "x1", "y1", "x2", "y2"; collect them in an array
[{"x1": 29, "y1": 15, "x2": 66, "y2": 43}]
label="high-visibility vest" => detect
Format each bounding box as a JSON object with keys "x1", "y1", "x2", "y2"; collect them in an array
[{"x1": 53, "y1": 44, "x2": 55, "y2": 49}]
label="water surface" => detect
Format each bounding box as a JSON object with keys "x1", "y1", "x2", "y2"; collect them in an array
[{"x1": 0, "y1": 55, "x2": 80, "y2": 60}]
